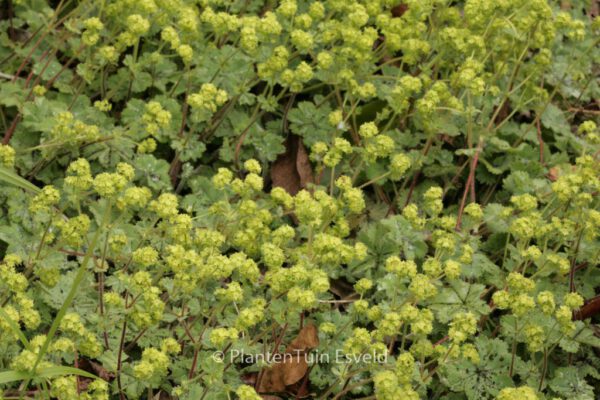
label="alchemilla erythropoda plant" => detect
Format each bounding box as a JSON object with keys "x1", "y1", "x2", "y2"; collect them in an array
[{"x1": 0, "y1": 0, "x2": 599, "y2": 399}]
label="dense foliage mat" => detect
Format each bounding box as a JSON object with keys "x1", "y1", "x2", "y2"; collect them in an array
[{"x1": 0, "y1": 0, "x2": 599, "y2": 399}]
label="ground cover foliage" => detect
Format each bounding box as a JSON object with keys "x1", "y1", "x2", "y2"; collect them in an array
[{"x1": 0, "y1": 0, "x2": 599, "y2": 399}]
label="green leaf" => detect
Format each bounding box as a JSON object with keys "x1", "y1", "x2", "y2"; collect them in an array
[
  {"x1": 430, "y1": 280, "x2": 490, "y2": 323},
  {"x1": 351, "y1": 215, "x2": 427, "y2": 280},
  {"x1": 0, "y1": 167, "x2": 40, "y2": 193},
  {"x1": 541, "y1": 103, "x2": 570, "y2": 135},
  {"x1": 0, "y1": 370, "x2": 29, "y2": 384},
  {"x1": 37, "y1": 366, "x2": 99, "y2": 380},
  {"x1": 287, "y1": 100, "x2": 332, "y2": 146},
  {"x1": 560, "y1": 336, "x2": 580, "y2": 353},
  {"x1": 134, "y1": 154, "x2": 171, "y2": 191},
  {"x1": 483, "y1": 203, "x2": 509, "y2": 233},
  {"x1": 0, "y1": 366, "x2": 99, "y2": 384},
  {"x1": 0, "y1": 81, "x2": 24, "y2": 108},
  {"x1": 246, "y1": 120, "x2": 286, "y2": 161},
  {"x1": 549, "y1": 366, "x2": 595, "y2": 400},
  {"x1": 462, "y1": 253, "x2": 504, "y2": 288},
  {"x1": 443, "y1": 337, "x2": 519, "y2": 399},
  {"x1": 479, "y1": 157, "x2": 503, "y2": 175},
  {"x1": 560, "y1": 325, "x2": 600, "y2": 353}
]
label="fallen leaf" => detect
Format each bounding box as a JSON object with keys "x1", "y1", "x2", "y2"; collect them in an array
[
  {"x1": 241, "y1": 372, "x2": 258, "y2": 386},
  {"x1": 282, "y1": 355, "x2": 308, "y2": 386},
  {"x1": 271, "y1": 135, "x2": 313, "y2": 195},
  {"x1": 88, "y1": 360, "x2": 115, "y2": 381},
  {"x1": 287, "y1": 375, "x2": 312, "y2": 398},
  {"x1": 258, "y1": 365, "x2": 287, "y2": 393},
  {"x1": 76, "y1": 358, "x2": 115, "y2": 382},
  {"x1": 287, "y1": 324, "x2": 319, "y2": 353},
  {"x1": 591, "y1": 0, "x2": 599, "y2": 18},
  {"x1": 257, "y1": 324, "x2": 319, "y2": 394}
]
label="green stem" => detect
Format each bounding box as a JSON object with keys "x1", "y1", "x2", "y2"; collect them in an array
[{"x1": 538, "y1": 348, "x2": 548, "y2": 391}]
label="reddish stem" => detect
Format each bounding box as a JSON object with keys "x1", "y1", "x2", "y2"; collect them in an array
[
  {"x1": 456, "y1": 139, "x2": 484, "y2": 231},
  {"x1": 116, "y1": 321, "x2": 127, "y2": 400},
  {"x1": 433, "y1": 335, "x2": 449, "y2": 347},
  {"x1": 255, "y1": 323, "x2": 288, "y2": 392},
  {"x1": 74, "y1": 350, "x2": 80, "y2": 394},
  {"x1": 535, "y1": 115, "x2": 545, "y2": 164},
  {"x1": 574, "y1": 295, "x2": 600, "y2": 321}
]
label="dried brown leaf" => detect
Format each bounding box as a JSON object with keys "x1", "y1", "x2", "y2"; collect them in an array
[
  {"x1": 271, "y1": 135, "x2": 313, "y2": 195},
  {"x1": 257, "y1": 324, "x2": 319, "y2": 393},
  {"x1": 257, "y1": 365, "x2": 286, "y2": 393},
  {"x1": 287, "y1": 324, "x2": 319, "y2": 352},
  {"x1": 282, "y1": 356, "x2": 308, "y2": 386}
]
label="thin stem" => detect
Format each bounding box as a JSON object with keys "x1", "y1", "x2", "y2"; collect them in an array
[
  {"x1": 509, "y1": 319, "x2": 518, "y2": 377},
  {"x1": 117, "y1": 320, "x2": 127, "y2": 400},
  {"x1": 538, "y1": 348, "x2": 548, "y2": 391}
]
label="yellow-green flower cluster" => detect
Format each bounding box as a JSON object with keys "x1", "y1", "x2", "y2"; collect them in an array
[
  {"x1": 451, "y1": 58, "x2": 485, "y2": 95},
  {"x1": 280, "y1": 61, "x2": 314, "y2": 92},
  {"x1": 492, "y1": 272, "x2": 536, "y2": 316},
  {"x1": 210, "y1": 327, "x2": 239, "y2": 348},
  {"x1": 536, "y1": 291, "x2": 555, "y2": 315},
  {"x1": 215, "y1": 282, "x2": 244, "y2": 303},
  {"x1": 235, "y1": 298, "x2": 266, "y2": 330},
  {"x1": 133, "y1": 344, "x2": 174, "y2": 380},
  {"x1": 0, "y1": 255, "x2": 42, "y2": 338},
  {"x1": 390, "y1": 153, "x2": 412, "y2": 180},
  {"x1": 317, "y1": 138, "x2": 352, "y2": 168},
  {"x1": 523, "y1": 324, "x2": 545, "y2": 352},
  {"x1": 578, "y1": 120, "x2": 598, "y2": 143},
  {"x1": 0, "y1": 144, "x2": 16, "y2": 167},
  {"x1": 389, "y1": 75, "x2": 422, "y2": 113},
  {"x1": 55, "y1": 214, "x2": 91, "y2": 247},
  {"x1": 373, "y1": 370, "x2": 419, "y2": 400},
  {"x1": 496, "y1": 385, "x2": 539, "y2": 400},
  {"x1": 137, "y1": 137, "x2": 157, "y2": 154},
  {"x1": 92, "y1": 163, "x2": 134, "y2": 198},
  {"x1": 236, "y1": 385, "x2": 262, "y2": 400},
  {"x1": 415, "y1": 82, "x2": 462, "y2": 119},
  {"x1": 358, "y1": 121, "x2": 395, "y2": 163},
  {"x1": 64, "y1": 158, "x2": 93, "y2": 191},
  {"x1": 257, "y1": 46, "x2": 289, "y2": 80},
  {"x1": 82, "y1": 17, "x2": 104, "y2": 46},
  {"x1": 29, "y1": 185, "x2": 60, "y2": 213},
  {"x1": 385, "y1": 256, "x2": 417, "y2": 278},
  {"x1": 115, "y1": 14, "x2": 150, "y2": 48},
  {"x1": 448, "y1": 312, "x2": 477, "y2": 343},
  {"x1": 143, "y1": 101, "x2": 172, "y2": 137},
  {"x1": 132, "y1": 246, "x2": 159, "y2": 267},
  {"x1": 423, "y1": 186, "x2": 444, "y2": 216},
  {"x1": 187, "y1": 83, "x2": 228, "y2": 117},
  {"x1": 48, "y1": 111, "x2": 101, "y2": 145},
  {"x1": 117, "y1": 186, "x2": 152, "y2": 210},
  {"x1": 59, "y1": 313, "x2": 101, "y2": 357}
]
